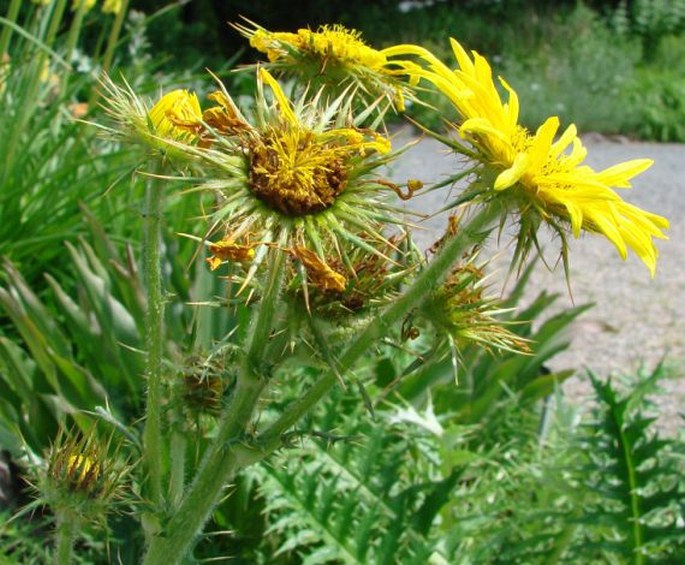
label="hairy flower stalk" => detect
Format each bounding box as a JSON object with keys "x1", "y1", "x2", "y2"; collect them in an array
[
  {"x1": 384, "y1": 39, "x2": 669, "y2": 276},
  {"x1": 97, "y1": 84, "x2": 205, "y2": 514}
]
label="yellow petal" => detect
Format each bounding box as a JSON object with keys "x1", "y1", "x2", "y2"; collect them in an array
[
  {"x1": 495, "y1": 153, "x2": 528, "y2": 190},
  {"x1": 259, "y1": 68, "x2": 297, "y2": 126},
  {"x1": 460, "y1": 117, "x2": 509, "y2": 145},
  {"x1": 596, "y1": 159, "x2": 653, "y2": 188},
  {"x1": 550, "y1": 123, "x2": 577, "y2": 158},
  {"x1": 527, "y1": 116, "x2": 560, "y2": 171},
  {"x1": 498, "y1": 77, "x2": 520, "y2": 130},
  {"x1": 449, "y1": 38, "x2": 475, "y2": 76}
]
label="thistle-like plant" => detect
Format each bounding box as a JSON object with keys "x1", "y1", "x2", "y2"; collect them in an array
[{"x1": 0, "y1": 14, "x2": 674, "y2": 565}]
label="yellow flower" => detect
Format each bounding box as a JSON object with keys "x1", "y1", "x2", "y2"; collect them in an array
[
  {"x1": 388, "y1": 39, "x2": 669, "y2": 276},
  {"x1": 66, "y1": 454, "x2": 101, "y2": 487},
  {"x1": 233, "y1": 20, "x2": 423, "y2": 112},
  {"x1": 247, "y1": 68, "x2": 392, "y2": 216},
  {"x1": 187, "y1": 68, "x2": 413, "y2": 299},
  {"x1": 148, "y1": 89, "x2": 202, "y2": 141},
  {"x1": 42, "y1": 428, "x2": 129, "y2": 518}
]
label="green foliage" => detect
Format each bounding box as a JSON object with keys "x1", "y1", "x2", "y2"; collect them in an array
[
  {"x1": 240, "y1": 365, "x2": 685, "y2": 563},
  {"x1": 0, "y1": 1, "x2": 133, "y2": 287},
  {"x1": 571, "y1": 368, "x2": 685, "y2": 562},
  {"x1": 628, "y1": 68, "x2": 685, "y2": 142},
  {"x1": 255, "y1": 418, "x2": 440, "y2": 563},
  {"x1": 609, "y1": 0, "x2": 685, "y2": 61}
]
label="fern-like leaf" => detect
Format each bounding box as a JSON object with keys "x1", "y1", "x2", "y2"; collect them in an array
[{"x1": 574, "y1": 366, "x2": 685, "y2": 563}]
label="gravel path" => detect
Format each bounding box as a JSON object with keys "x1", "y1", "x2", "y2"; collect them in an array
[{"x1": 387, "y1": 126, "x2": 684, "y2": 422}]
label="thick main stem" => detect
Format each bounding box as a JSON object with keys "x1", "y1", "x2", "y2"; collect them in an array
[
  {"x1": 54, "y1": 513, "x2": 76, "y2": 565},
  {"x1": 143, "y1": 250, "x2": 286, "y2": 564},
  {"x1": 142, "y1": 173, "x2": 165, "y2": 509}
]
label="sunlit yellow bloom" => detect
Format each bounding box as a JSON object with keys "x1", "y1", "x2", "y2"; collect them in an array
[
  {"x1": 182, "y1": 68, "x2": 413, "y2": 298},
  {"x1": 233, "y1": 20, "x2": 423, "y2": 112},
  {"x1": 249, "y1": 68, "x2": 392, "y2": 216},
  {"x1": 148, "y1": 89, "x2": 202, "y2": 141},
  {"x1": 102, "y1": 0, "x2": 122, "y2": 14},
  {"x1": 389, "y1": 39, "x2": 669, "y2": 276},
  {"x1": 259, "y1": 25, "x2": 386, "y2": 70}
]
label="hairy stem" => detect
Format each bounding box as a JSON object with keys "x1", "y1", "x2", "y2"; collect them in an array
[
  {"x1": 143, "y1": 249, "x2": 286, "y2": 564},
  {"x1": 258, "y1": 205, "x2": 498, "y2": 447},
  {"x1": 168, "y1": 428, "x2": 186, "y2": 510},
  {"x1": 142, "y1": 172, "x2": 165, "y2": 510},
  {"x1": 54, "y1": 513, "x2": 76, "y2": 565}
]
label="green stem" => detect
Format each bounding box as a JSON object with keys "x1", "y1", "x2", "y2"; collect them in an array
[
  {"x1": 168, "y1": 427, "x2": 186, "y2": 510},
  {"x1": 63, "y1": 0, "x2": 88, "y2": 76},
  {"x1": 54, "y1": 513, "x2": 76, "y2": 565},
  {"x1": 142, "y1": 170, "x2": 166, "y2": 510},
  {"x1": 617, "y1": 408, "x2": 645, "y2": 564},
  {"x1": 143, "y1": 250, "x2": 286, "y2": 564},
  {"x1": 258, "y1": 204, "x2": 499, "y2": 447},
  {"x1": 0, "y1": 0, "x2": 22, "y2": 57},
  {"x1": 100, "y1": 0, "x2": 129, "y2": 77},
  {"x1": 44, "y1": 0, "x2": 69, "y2": 50}
]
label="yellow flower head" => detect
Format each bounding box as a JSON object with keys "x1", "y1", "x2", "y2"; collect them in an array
[
  {"x1": 42, "y1": 428, "x2": 129, "y2": 516},
  {"x1": 65, "y1": 454, "x2": 101, "y2": 489},
  {"x1": 186, "y1": 68, "x2": 415, "y2": 300},
  {"x1": 246, "y1": 68, "x2": 392, "y2": 216},
  {"x1": 97, "y1": 76, "x2": 206, "y2": 161},
  {"x1": 233, "y1": 19, "x2": 423, "y2": 112},
  {"x1": 148, "y1": 89, "x2": 202, "y2": 141},
  {"x1": 394, "y1": 39, "x2": 669, "y2": 276}
]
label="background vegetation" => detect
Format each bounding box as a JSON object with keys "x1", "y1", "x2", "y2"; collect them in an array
[{"x1": 128, "y1": 0, "x2": 685, "y2": 141}]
